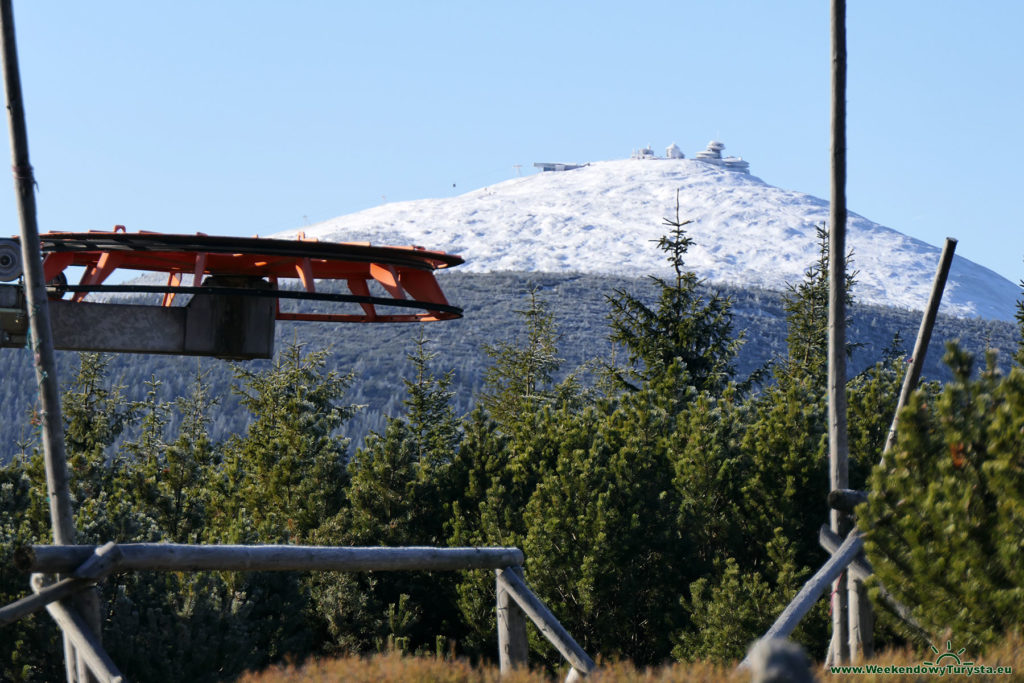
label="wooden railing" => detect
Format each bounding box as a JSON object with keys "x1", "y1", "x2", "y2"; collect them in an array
[{"x1": 3, "y1": 542, "x2": 596, "y2": 682}]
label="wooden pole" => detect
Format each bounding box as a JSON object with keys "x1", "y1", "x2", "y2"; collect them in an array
[
  {"x1": 0, "y1": 542, "x2": 124, "y2": 627},
  {"x1": 748, "y1": 239, "x2": 958, "y2": 664},
  {"x1": 20, "y1": 544, "x2": 526, "y2": 574},
  {"x1": 495, "y1": 568, "x2": 595, "y2": 676},
  {"x1": 0, "y1": 4, "x2": 102, "y2": 679},
  {"x1": 30, "y1": 576, "x2": 125, "y2": 683},
  {"x1": 496, "y1": 567, "x2": 529, "y2": 673},
  {"x1": 0, "y1": 0, "x2": 74, "y2": 549},
  {"x1": 827, "y1": 0, "x2": 859, "y2": 665},
  {"x1": 0, "y1": 578, "x2": 88, "y2": 627},
  {"x1": 737, "y1": 527, "x2": 864, "y2": 671},
  {"x1": 818, "y1": 527, "x2": 927, "y2": 640},
  {"x1": 881, "y1": 238, "x2": 957, "y2": 462}
]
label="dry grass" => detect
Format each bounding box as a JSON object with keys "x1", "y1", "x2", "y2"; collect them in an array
[
  {"x1": 822, "y1": 631, "x2": 1024, "y2": 682},
  {"x1": 237, "y1": 653, "x2": 741, "y2": 683},
  {"x1": 241, "y1": 632, "x2": 1024, "y2": 682}
]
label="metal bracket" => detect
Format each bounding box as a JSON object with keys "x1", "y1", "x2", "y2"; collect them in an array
[{"x1": 0, "y1": 283, "x2": 27, "y2": 346}]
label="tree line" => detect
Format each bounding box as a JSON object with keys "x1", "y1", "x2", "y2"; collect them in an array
[{"x1": 1, "y1": 219, "x2": 1022, "y2": 681}]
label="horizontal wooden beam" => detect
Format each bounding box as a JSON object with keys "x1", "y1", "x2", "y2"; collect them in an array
[
  {"x1": 0, "y1": 542, "x2": 123, "y2": 627},
  {"x1": 496, "y1": 567, "x2": 595, "y2": 676},
  {"x1": 19, "y1": 544, "x2": 525, "y2": 574}
]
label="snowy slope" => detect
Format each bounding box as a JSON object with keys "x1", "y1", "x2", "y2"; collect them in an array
[{"x1": 274, "y1": 159, "x2": 1019, "y2": 322}]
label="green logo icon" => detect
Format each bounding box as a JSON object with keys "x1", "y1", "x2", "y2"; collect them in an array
[{"x1": 922, "y1": 640, "x2": 974, "y2": 668}]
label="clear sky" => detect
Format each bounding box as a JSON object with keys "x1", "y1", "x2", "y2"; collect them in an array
[{"x1": 2, "y1": 1, "x2": 1022, "y2": 285}]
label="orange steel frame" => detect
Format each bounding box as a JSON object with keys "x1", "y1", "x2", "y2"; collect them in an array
[{"x1": 31, "y1": 227, "x2": 464, "y2": 323}]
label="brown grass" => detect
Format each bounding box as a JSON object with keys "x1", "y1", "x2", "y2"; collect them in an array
[
  {"x1": 240, "y1": 632, "x2": 1024, "y2": 682},
  {"x1": 237, "y1": 654, "x2": 741, "y2": 683}
]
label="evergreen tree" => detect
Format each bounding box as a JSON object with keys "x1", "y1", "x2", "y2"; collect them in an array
[
  {"x1": 310, "y1": 333, "x2": 463, "y2": 654},
  {"x1": 674, "y1": 531, "x2": 816, "y2": 661},
  {"x1": 521, "y1": 389, "x2": 684, "y2": 665},
  {"x1": 777, "y1": 225, "x2": 856, "y2": 389},
  {"x1": 0, "y1": 456, "x2": 62, "y2": 682},
  {"x1": 445, "y1": 409, "x2": 511, "y2": 655},
  {"x1": 1015, "y1": 276, "x2": 1024, "y2": 366},
  {"x1": 208, "y1": 343, "x2": 354, "y2": 544},
  {"x1": 480, "y1": 287, "x2": 578, "y2": 432},
  {"x1": 668, "y1": 228, "x2": 864, "y2": 661},
  {"x1": 197, "y1": 344, "x2": 357, "y2": 675},
  {"x1": 403, "y1": 330, "x2": 461, "y2": 477},
  {"x1": 606, "y1": 194, "x2": 738, "y2": 396},
  {"x1": 861, "y1": 344, "x2": 1024, "y2": 650},
  {"x1": 61, "y1": 354, "x2": 137, "y2": 509},
  {"x1": 112, "y1": 368, "x2": 220, "y2": 543}
]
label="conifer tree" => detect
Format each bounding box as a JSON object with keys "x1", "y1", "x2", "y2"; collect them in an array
[
  {"x1": 1015, "y1": 277, "x2": 1024, "y2": 366},
  {"x1": 606, "y1": 194, "x2": 738, "y2": 397},
  {"x1": 118, "y1": 369, "x2": 219, "y2": 543},
  {"x1": 310, "y1": 333, "x2": 463, "y2": 654},
  {"x1": 521, "y1": 391, "x2": 684, "y2": 665},
  {"x1": 0, "y1": 456, "x2": 62, "y2": 681},
  {"x1": 861, "y1": 344, "x2": 1024, "y2": 650},
  {"x1": 777, "y1": 225, "x2": 855, "y2": 389},
  {"x1": 480, "y1": 287, "x2": 578, "y2": 432},
  {"x1": 61, "y1": 354, "x2": 137, "y2": 507},
  {"x1": 208, "y1": 343, "x2": 354, "y2": 544},
  {"x1": 402, "y1": 330, "x2": 461, "y2": 487},
  {"x1": 668, "y1": 228, "x2": 861, "y2": 661}
]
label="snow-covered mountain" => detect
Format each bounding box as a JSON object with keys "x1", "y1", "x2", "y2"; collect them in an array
[{"x1": 274, "y1": 157, "x2": 1020, "y2": 322}]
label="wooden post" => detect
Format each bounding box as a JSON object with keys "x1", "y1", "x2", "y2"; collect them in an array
[
  {"x1": 737, "y1": 528, "x2": 864, "y2": 671},
  {"x1": 881, "y1": 238, "x2": 957, "y2": 462},
  {"x1": 30, "y1": 576, "x2": 124, "y2": 683},
  {"x1": 496, "y1": 567, "x2": 529, "y2": 673},
  {"x1": 818, "y1": 527, "x2": 927, "y2": 640},
  {"x1": 0, "y1": 3, "x2": 103, "y2": 679},
  {"x1": 495, "y1": 568, "x2": 595, "y2": 676},
  {"x1": 827, "y1": 489, "x2": 868, "y2": 514},
  {"x1": 826, "y1": 0, "x2": 861, "y2": 665},
  {"x1": 0, "y1": 0, "x2": 74, "y2": 551}
]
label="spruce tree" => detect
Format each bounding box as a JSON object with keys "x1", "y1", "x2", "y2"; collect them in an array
[
  {"x1": 0, "y1": 456, "x2": 62, "y2": 682},
  {"x1": 208, "y1": 343, "x2": 354, "y2": 544},
  {"x1": 479, "y1": 287, "x2": 578, "y2": 432},
  {"x1": 521, "y1": 391, "x2": 684, "y2": 665},
  {"x1": 669, "y1": 228, "x2": 861, "y2": 661},
  {"x1": 606, "y1": 194, "x2": 738, "y2": 397}
]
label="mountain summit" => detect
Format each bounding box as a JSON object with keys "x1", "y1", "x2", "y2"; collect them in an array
[{"x1": 276, "y1": 155, "x2": 1019, "y2": 321}]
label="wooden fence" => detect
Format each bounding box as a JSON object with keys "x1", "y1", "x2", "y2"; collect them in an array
[{"x1": 3, "y1": 542, "x2": 595, "y2": 682}]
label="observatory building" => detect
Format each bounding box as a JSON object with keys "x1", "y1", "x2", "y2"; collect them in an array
[{"x1": 693, "y1": 140, "x2": 750, "y2": 173}]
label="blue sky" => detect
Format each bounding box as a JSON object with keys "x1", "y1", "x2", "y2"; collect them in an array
[{"x1": 2, "y1": 1, "x2": 1022, "y2": 285}]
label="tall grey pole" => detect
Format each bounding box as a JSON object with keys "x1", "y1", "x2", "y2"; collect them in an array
[
  {"x1": 827, "y1": 0, "x2": 854, "y2": 665},
  {"x1": 0, "y1": 2, "x2": 100, "y2": 680},
  {"x1": 0, "y1": 0, "x2": 74, "y2": 548}
]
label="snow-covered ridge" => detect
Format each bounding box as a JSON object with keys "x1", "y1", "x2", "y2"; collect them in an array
[{"x1": 274, "y1": 159, "x2": 1019, "y2": 322}]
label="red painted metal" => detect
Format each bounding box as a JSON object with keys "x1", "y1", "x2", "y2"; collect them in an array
[{"x1": 19, "y1": 229, "x2": 464, "y2": 323}]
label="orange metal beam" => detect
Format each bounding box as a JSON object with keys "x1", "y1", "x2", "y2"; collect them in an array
[{"x1": 23, "y1": 230, "x2": 463, "y2": 323}]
